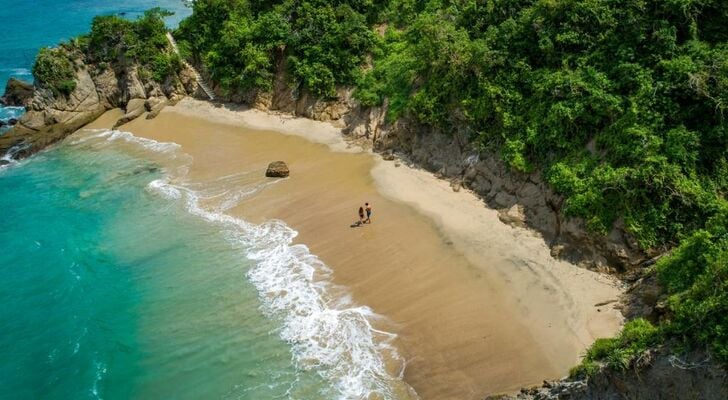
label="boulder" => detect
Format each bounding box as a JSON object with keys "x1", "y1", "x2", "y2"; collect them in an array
[
  {"x1": 8, "y1": 118, "x2": 18, "y2": 126},
  {"x1": 113, "y1": 98, "x2": 146, "y2": 128},
  {"x1": 265, "y1": 161, "x2": 289, "y2": 178},
  {"x1": 144, "y1": 96, "x2": 168, "y2": 119},
  {"x1": 498, "y1": 204, "x2": 526, "y2": 227},
  {"x1": 1, "y1": 78, "x2": 34, "y2": 106}
]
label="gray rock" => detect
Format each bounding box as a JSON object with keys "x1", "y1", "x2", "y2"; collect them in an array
[
  {"x1": 494, "y1": 192, "x2": 517, "y2": 208},
  {"x1": 1, "y1": 78, "x2": 34, "y2": 106}
]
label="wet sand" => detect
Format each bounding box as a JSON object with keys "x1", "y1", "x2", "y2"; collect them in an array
[{"x1": 88, "y1": 99, "x2": 623, "y2": 399}]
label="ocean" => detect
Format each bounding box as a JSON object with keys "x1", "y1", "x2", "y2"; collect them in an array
[{"x1": 0, "y1": 2, "x2": 410, "y2": 399}]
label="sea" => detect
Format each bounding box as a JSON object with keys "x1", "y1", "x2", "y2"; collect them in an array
[{"x1": 0, "y1": 2, "x2": 411, "y2": 399}]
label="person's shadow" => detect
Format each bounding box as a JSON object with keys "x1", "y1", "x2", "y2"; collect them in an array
[{"x1": 350, "y1": 221, "x2": 363, "y2": 228}]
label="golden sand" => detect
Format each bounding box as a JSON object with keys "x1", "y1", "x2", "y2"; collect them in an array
[{"x1": 86, "y1": 99, "x2": 623, "y2": 399}]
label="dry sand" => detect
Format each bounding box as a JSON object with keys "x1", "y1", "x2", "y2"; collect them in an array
[{"x1": 88, "y1": 99, "x2": 623, "y2": 399}]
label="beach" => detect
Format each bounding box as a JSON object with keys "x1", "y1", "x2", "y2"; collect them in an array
[{"x1": 89, "y1": 99, "x2": 623, "y2": 399}]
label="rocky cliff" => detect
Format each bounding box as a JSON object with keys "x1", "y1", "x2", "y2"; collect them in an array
[
  {"x1": 0, "y1": 46, "x2": 204, "y2": 160},
  {"x1": 488, "y1": 348, "x2": 726, "y2": 400}
]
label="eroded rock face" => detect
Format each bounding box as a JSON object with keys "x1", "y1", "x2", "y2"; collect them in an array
[
  {"x1": 490, "y1": 348, "x2": 727, "y2": 400},
  {"x1": 1, "y1": 78, "x2": 34, "y2": 107},
  {"x1": 265, "y1": 161, "x2": 289, "y2": 178},
  {"x1": 0, "y1": 49, "x2": 198, "y2": 162}
]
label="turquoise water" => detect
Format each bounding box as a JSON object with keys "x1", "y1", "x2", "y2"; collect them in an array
[
  {"x1": 0, "y1": 0, "x2": 190, "y2": 128},
  {"x1": 0, "y1": 128, "x2": 411, "y2": 399},
  {"x1": 0, "y1": 133, "x2": 329, "y2": 399},
  {"x1": 0, "y1": 2, "x2": 413, "y2": 398}
]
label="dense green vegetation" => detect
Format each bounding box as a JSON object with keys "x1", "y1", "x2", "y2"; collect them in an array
[
  {"x1": 32, "y1": 47, "x2": 77, "y2": 96},
  {"x1": 32, "y1": 7, "x2": 181, "y2": 93},
  {"x1": 573, "y1": 208, "x2": 727, "y2": 374},
  {"x1": 83, "y1": 8, "x2": 182, "y2": 83},
  {"x1": 656, "y1": 208, "x2": 728, "y2": 362},
  {"x1": 177, "y1": 0, "x2": 382, "y2": 97},
  {"x1": 570, "y1": 318, "x2": 660, "y2": 377},
  {"x1": 178, "y1": 0, "x2": 726, "y2": 248}
]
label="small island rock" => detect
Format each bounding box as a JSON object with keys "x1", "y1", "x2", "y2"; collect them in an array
[
  {"x1": 1, "y1": 78, "x2": 34, "y2": 107},
  {"x1": 265, "y1": 161, "x2": 289, "y2": 178}
]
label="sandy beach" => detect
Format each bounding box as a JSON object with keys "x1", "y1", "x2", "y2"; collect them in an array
[{"x1": 85, "y1": 99, "x2": 623, "y2": 399}]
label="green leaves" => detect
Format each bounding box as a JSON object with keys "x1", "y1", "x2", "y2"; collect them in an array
[
  {"x1": 657, "y1": 210, "x2": 728, "y2": 362},
  {"x1": 32, "y1": 47, "x2": 77, "y2": 96},
  {"x1": 177, "y1": 1, "x2": 375, "y2": 97},
  {"x1": 85, "y1": 9, "x2": 177, "y2": 83}
]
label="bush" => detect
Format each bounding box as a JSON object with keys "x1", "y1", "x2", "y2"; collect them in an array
[
  {"x1": 32, "y1": 47, "x2": 77, "y2": 96},
  {"x1": 657, "y1": 209, "x2": 728, "y2": 362},
  {"x1": 575, "y1": 319, "x2": 661, "y2": 374},
  {"x1": 86, "y1": 8, "x2": 176, "y2": 83},
  {"x1": 177, "y1": 0, "x2": 377, "y2": 96}
]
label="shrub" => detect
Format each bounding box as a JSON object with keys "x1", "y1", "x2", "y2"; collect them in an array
[{"x1": 32, "y1": 47, "x2": 77, "y2": 96}]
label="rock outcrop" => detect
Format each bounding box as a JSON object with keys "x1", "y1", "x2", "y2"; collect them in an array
[
  {"x1": 1, "y1": 78, "x2": 34, "y2": 106},
  {"x1": 489, "y1": 348, "x2": 727, "y2": 400},
  {"x1": 265, "y1": 161, "x2": 290, "y2": 178},
  {"x1": 0, "y1": 47, "x2": 203, "y2": 161}
]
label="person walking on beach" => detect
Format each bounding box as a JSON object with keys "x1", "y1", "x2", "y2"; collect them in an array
[
  {"x1": 358, "y1": 206, "x2": 365, "y2": 225},
  {"x1": 365, "y1": 202, "x2": 372, "y2": 224}
]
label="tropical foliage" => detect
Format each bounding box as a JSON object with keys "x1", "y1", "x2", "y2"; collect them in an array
[
  {"x1": 32, "y1": 47, "x2": 77, "y2": 96},
  {"x1": 177, "y1": 0, "x2": 382, "y2": 97}
]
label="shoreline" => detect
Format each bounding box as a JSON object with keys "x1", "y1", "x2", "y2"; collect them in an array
[{"x1": 85, "y1": 98, "x2": 624, "y2": 398}]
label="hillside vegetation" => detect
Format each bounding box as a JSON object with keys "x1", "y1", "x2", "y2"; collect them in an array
[{"x1": 175, "y1": 0, "x2": 726, "y2": 370}]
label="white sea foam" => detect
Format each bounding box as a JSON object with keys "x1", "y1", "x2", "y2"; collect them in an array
[
  {"x1": 90, "y1": 129, "x2": 415, "y2": 399},
  {"x1": 0, "y1": 67, "x2": 32, "y2": 76}
]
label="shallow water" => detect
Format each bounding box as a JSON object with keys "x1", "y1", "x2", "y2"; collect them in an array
[{"x1": 0, "y1": 126, "x2": 413, "y2": 399}]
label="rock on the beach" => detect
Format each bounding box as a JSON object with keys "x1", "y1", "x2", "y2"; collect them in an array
[
  {"x1": 265, "y1": 161, "x2": 289, "y2": 178},
  {"x1": 1, "y1": 78, "x2": 34, "y2": 106}
]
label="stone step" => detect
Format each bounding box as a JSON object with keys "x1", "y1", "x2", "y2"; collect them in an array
[{"x1": 165, "y1": 32, "x2": 215, "y2": 101}]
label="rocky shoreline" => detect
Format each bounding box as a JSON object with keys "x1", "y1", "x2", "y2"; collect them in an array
[
  {"x1": 1, "y1": 49, "x2": 725, "y2": 399},
  {"x1": 0, "y1": 45, "x2": 204, "y2": 160}
]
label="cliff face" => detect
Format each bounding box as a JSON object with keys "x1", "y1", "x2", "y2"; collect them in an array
[{"x1": 0, "y1": 47, "x2": 203, "y2": 160}]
